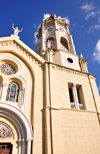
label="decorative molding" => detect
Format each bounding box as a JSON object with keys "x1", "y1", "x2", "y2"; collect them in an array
[
  {"x1": 90, "y1": 76, "x2": 95, "y2": 80},
  {"x1": 57, "y1": 23, "x2": 66, "y2": 28},
  {"x1": 45, "y1": 23, "x2": 54, "y2": 28},
  {"x1": 0, "y1": 102, "x2": 33, "y2": 139},
  {"x1": 0, "y1": 102, "x2": 33, "y2": 154},
  {"x1": 0, "y1": 41, "x2": 42, "y2": 67},
  {"x1": 18, "y1": 75, "x2": 27, "y2": 113},
  {"x1": 51, "y1": 65, "x2": 88, "y2": 77},
  {"x1": 0, "y1": 122, "x2": 13, "y2": 138},
  {"x1": 43, "y1": 106, "x2": 97, "y2": 114},
  {"x1": 45, "y1": 35, "x2": 55, "y2": 41},
  {"x1": 0, "y1": 56, "x2": 28, "y2": 113}
]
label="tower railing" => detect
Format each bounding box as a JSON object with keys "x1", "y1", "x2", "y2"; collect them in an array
[
  {"x1": 70, "y1": 102, "x2": 84, "y2": 110},
  {"x1": 61, "y1": 44, "x2": 68, "y2": 52}
]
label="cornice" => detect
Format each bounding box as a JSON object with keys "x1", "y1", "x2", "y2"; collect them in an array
[
  {"x1": 46, "y1": 62, "x2": 96, "y2": 79},
  {"x1": 0, "y1": 39, "x2": 45, "y2": 67}
]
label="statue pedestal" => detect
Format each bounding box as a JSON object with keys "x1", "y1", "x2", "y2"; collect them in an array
[{"x1": 11, "y1": 34, "x2": 20, "y2": 40}]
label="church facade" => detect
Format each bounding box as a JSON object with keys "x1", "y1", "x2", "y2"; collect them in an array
[{"x1": 0, "y1": 14, "x2": 100, "y2": 154}]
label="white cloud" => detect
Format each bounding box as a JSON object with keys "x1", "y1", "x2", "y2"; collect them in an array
[
  {"x1": 33, "y1": 24, "x2": 36, "y2": 28},
  {"x1": 58, "y1": 15, "x2": 70, "y2": 25},
  {"x1": 81, "y1": 3, "x2": 95, "y2": 12},
  {"x1": 70, "y1": 23, "x2": 76, "y2": 31},
  {"x1": 98, "y1": 17, "x2": 100, "y2": 22},
  {"x1": 38, "y1": 24, "x2": 41, "y2": 29},
  {"x1": 85, "y1": 11, "x2": 100, "y2": 20},
  {"x1": 81, "y1": 3, "x2": 100, "y2": 22},
  {"x1": 34, "y1": 24, "x2": 41, "y2": 44},
  {"x1": 95, "y1": 40, "x2": 100, "y2": 52},
  {"x1": 43, "y1": 13, "x2": 50, "y2": 19},
  {"x1": 88, "y1": 24, "x2": 100, "y2": 32},
  {"x1": 93, "y1": 39, "x2": 100, "y2": 63},
  {"x1": 85, "y1": 11, "x2": 96, "y2": 20},
  {"x1": 65, "y1": 16, "x2": 70, "y2": 25},
  {"x1": 34, "y1": 32, "x2": 38, "y2": 44}
]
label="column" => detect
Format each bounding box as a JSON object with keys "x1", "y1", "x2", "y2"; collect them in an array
[
  {"x1": 20, "y1": 87, "x2": 25, "y2": 113},
  {"x1": 42, "y1": 22, "x2": 45, "y2": 54},
  {"x1": 72, "y1": 83, "x2": 80, "y2": 109},
  {"x1": 54, "y1": 20, "x2": 60, "y2": 50},
  {"x1": 0, "y1": 83, "x2": 7, "y2": 102},
  {"x1": 70, "y1": 34, "x2": 76, "y2": 54},
  {"x1": 18, "y1": 140, "x2": 22, "y2": 154},
  {"x1": 22, "y1": 139, "x2": 26, "y2": 154},
  {"x1": 49, "y1": 50, "x2": 53, "y2": 62},
  {"x1": 26, "y1": 139, "x2": 32, "y2": 154}
]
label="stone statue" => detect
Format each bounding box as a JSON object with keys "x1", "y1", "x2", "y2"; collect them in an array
[
  {"x1": 80, "y1": 52, "x2": 83, "y2": 59},
  {"x1": 47, "y1": 40, "x2": 51, "y2": 48},
  {"x1": 12, "y1": 24, "x2": 23, "y2": 36}
]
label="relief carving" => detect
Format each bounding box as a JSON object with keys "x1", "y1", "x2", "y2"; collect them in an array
[{"x1": 0, "y1": 122, "x2": 13, "y2": 138}]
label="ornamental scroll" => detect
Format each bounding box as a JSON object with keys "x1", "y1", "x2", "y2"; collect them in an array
[{"x1": 0, "y1": 122, "x2": 13, "y2": 139}]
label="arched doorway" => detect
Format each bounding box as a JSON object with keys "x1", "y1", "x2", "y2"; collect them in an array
[
  {"x1": 0, "y1": 143, "x2": 12, "y2": 154},
  {"x1": 0, "y1": 102, "x2": 33, "y2": 154}
]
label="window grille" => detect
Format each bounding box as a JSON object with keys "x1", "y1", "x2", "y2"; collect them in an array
[{"x1": 6, "y1": 82, "x2": 20, "y2": 102}]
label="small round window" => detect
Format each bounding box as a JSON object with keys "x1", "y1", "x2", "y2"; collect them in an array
[
  {"x1": 0, "y1": 64, "x2": 16, "y2": 75},
  {"x1": 67, "y1": 58, "x2": 73, "y2": 63}
]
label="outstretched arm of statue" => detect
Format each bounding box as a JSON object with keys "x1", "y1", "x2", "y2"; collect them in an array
[
  {"x1": 19, "y1": 28, "x2": 23, "y2": 32},
  {"x1": 12, "y1": 24, "x2": 15, "y2": 30}
]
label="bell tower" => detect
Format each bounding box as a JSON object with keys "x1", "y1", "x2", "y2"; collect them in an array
[{"x1": 36, "y1": 14, "x2": 81, "y2": 71}]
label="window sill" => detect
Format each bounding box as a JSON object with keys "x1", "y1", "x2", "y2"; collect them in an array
[{"x1": 5, "y1": 101, "x2": 18, "y2": 107}]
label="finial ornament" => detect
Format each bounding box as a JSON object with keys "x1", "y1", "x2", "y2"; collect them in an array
[
  {"x1": 12, "y1": 24, "x2": 23, "y2": 36},
  {"x1": 80, "y1": 52, "x2": 83, "y2": 59}
]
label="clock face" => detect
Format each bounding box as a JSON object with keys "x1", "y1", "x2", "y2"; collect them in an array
[
  {"x1": 46, "y1": 26, "x2": 54, "y2": 33},
  {"x1": 59, "y1": 27, "x2": 65, "y2": 32},
  {"x1": 48, "y1": 28, "x2": 53, "y2": 32},
  {"x1": 0, "y1": 64, "x2": 16, "y2": 75}
]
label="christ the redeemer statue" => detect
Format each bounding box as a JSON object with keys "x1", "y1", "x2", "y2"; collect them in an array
[{"x1": 12, "y1": 24, "x2": 23, "y2": 36}]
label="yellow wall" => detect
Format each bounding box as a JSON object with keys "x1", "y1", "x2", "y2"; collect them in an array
[
  {"x1": 0, "y1": 36, "x2": 100, "y2": 154},
  {"x1": 51, "y1": 109, "x2": 100, "y2": 154},
  {"x1": 46, "y1": 63, "x2": 100, "y2": 154},
  {"x1": 0, "y1": 37, "x2": 44, "y2": 154}
]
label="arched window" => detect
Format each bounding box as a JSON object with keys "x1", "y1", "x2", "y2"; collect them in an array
[
  {"x1": 47, "y1": 37, "x2": 55, "y2": 41},
  {"x1": 61, "y1": 37, "x2": 69, "y2": 51},
  {"x1": 6, "y1": 82, "x2": 20, "y2": 102},
  {"x1": 46, "y1": 37, "x2": 56, "y2": 50}
]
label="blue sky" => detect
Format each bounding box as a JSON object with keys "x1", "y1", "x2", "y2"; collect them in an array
[{"x1": 0, "y1": 0, "x2": 100, "y2": 93}]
